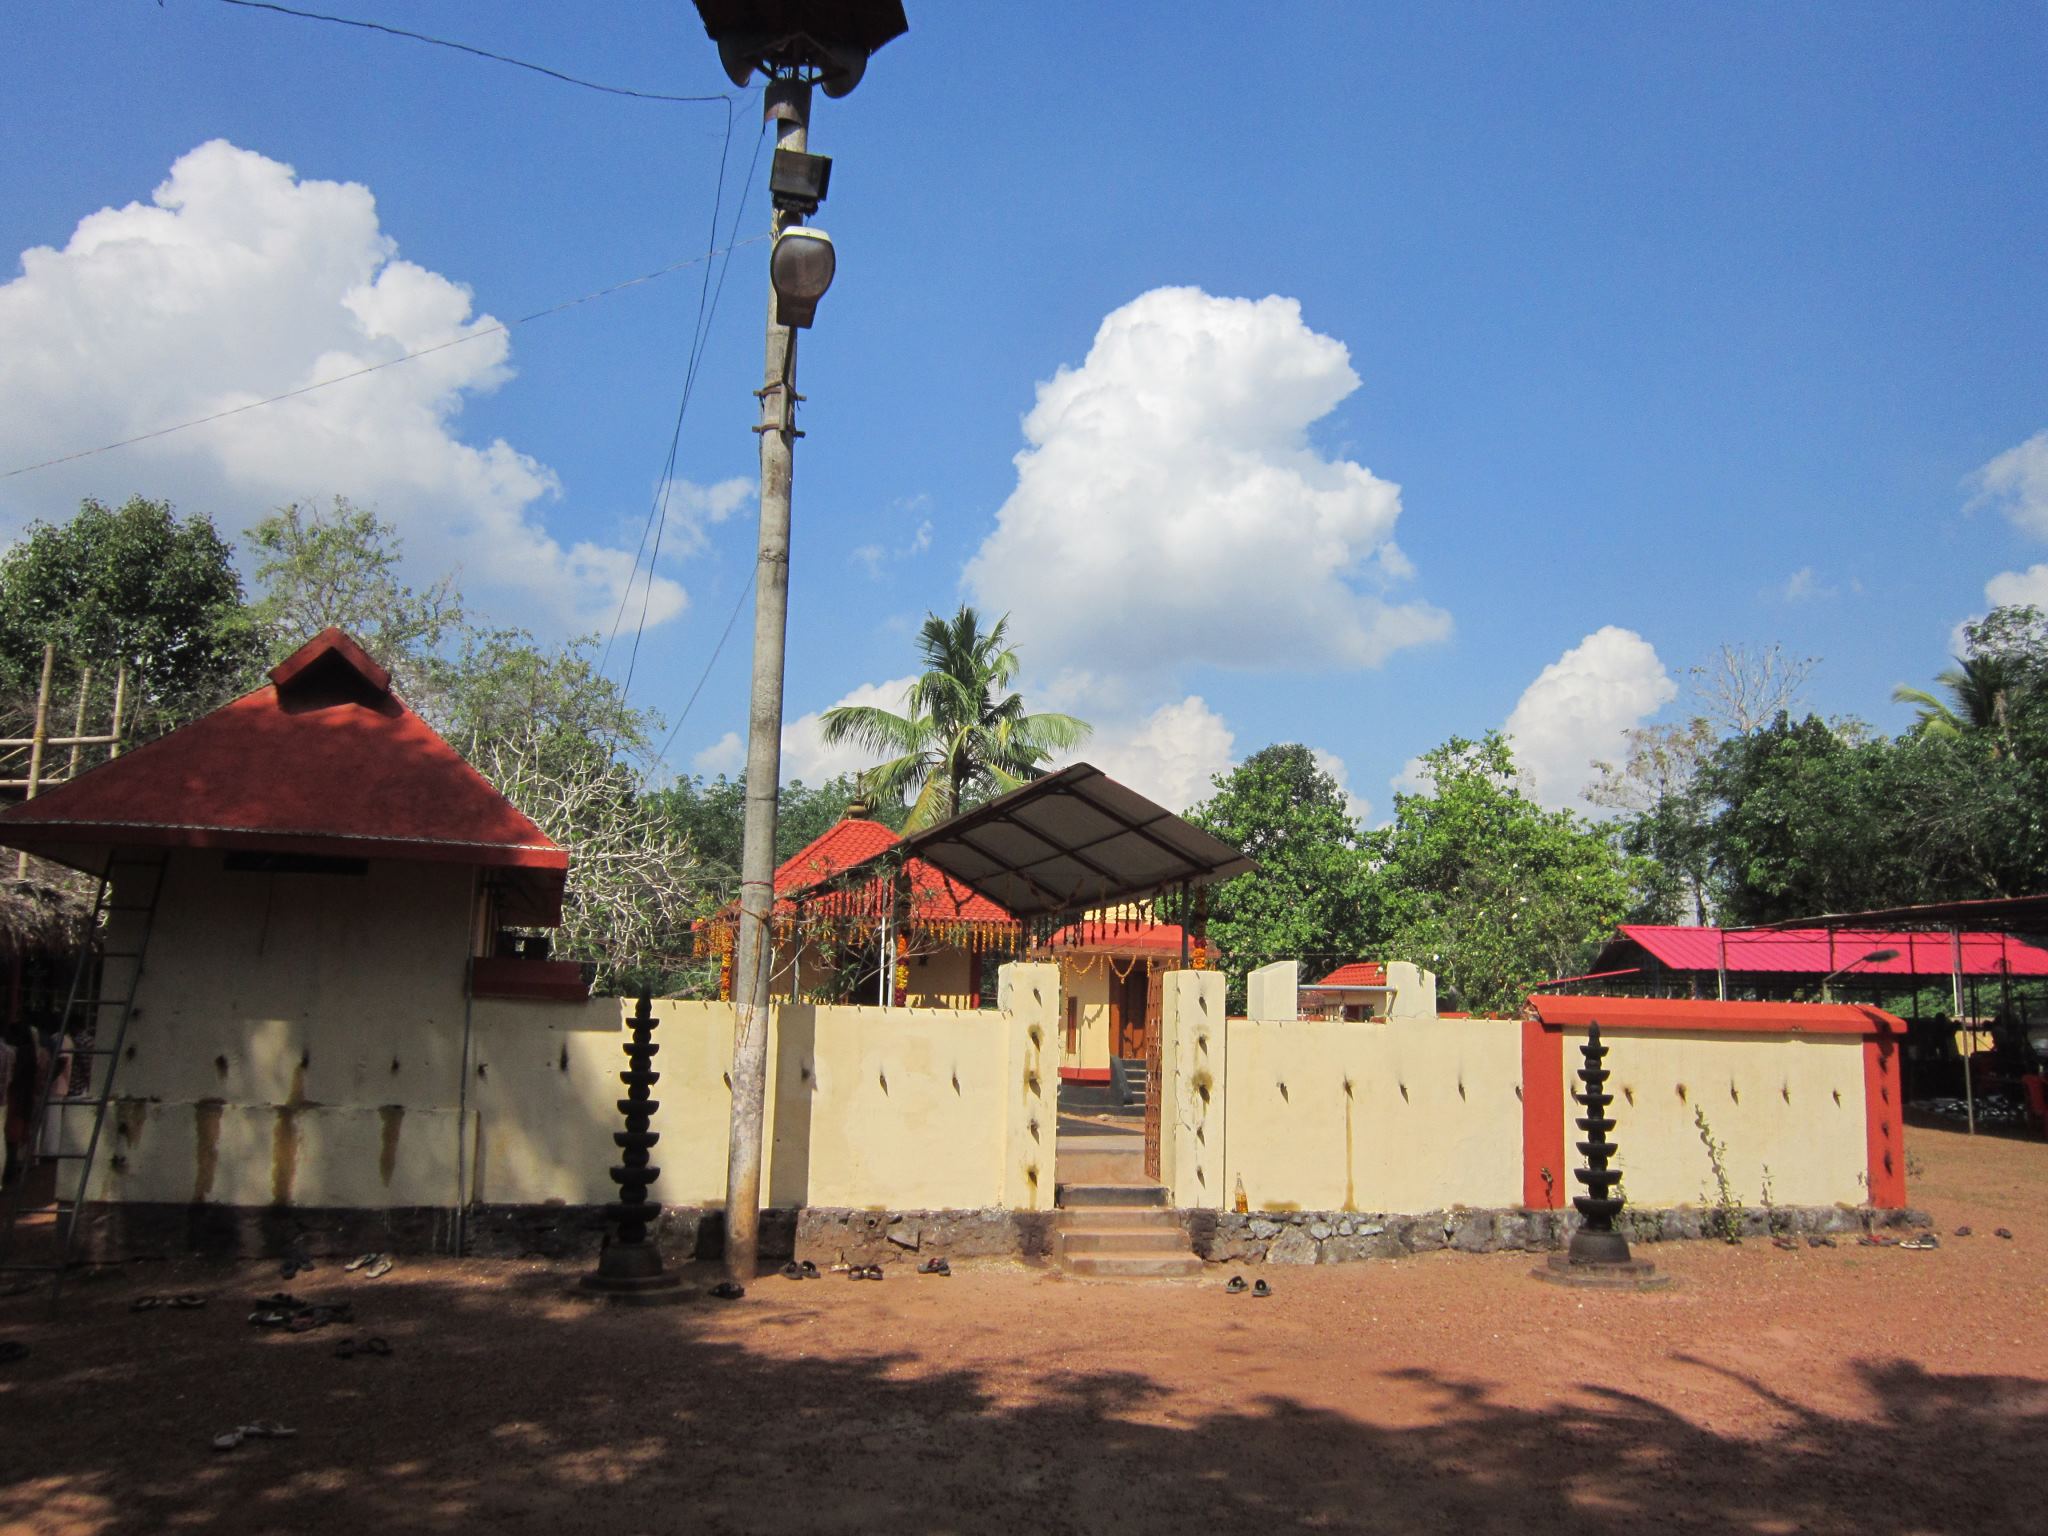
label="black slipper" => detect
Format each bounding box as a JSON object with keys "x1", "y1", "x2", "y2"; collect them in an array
[
  {"x1": 1253, "y1": 1279, "x2": 1272, "y2": 1298},
  {"x1": 864, "y1": 1264, "x2": 884, "y2": 1281},
  {"x1": 799, "y1": 1259, "x2": 820, "y2": 1278},
  {"x1": 709, "y1": 1280, "x2": 745, "y2": 1300},
  {"x1": 918, "y1": 1257, "x2": 950, "y2": 1276},
  {"x1": 781, "y1": 1261, "x2": 804, "y2": 1280},
  {"x1": 1225, "y1": 1275, "x2": 1247, "y2": 1294}
]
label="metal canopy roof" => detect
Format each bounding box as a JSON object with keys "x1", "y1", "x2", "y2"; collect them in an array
[
  {"x1": 1752, "y1": 894, "x2": 2048, "y2": 936},
  {"x1": 843, "y1": 763, "x2": 1257, "y2": 922}
]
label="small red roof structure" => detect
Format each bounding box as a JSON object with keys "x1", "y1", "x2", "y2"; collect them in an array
[
  {"x1": 1316, "y1": 961, "x2": 1388, "y2": 988},
  {"x1": 1592, "y1": 925, "x2": 2048, "y2": 980},
  {"x1": 0, "y1": 627, "x2": 566, "y2": 923},
  {"x1": 1041, "y1": 918, "x2": 1187, "y2": 957},
  {"x1": 772, "y1": 818, "x2": 1014, "y2": 925}
]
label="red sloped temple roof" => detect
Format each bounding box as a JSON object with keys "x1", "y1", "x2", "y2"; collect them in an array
[
  {"x1": 0, "y1": 627, "x2": 566, "y2": 923},
  {"x1": 771, "y1": 818, "x2": 1015, "y2": 926},
  {"x1": 1593, "y1": 925, "x2": 2048, "y2": 979}
]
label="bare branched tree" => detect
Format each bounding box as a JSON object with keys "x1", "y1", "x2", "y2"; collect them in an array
[
  {"x1": 476, "y1": 728, "x2": 699, "y2": 991},
  {"x1": 1689, "y1": 642, "x2": 1817, "y2": 736}
]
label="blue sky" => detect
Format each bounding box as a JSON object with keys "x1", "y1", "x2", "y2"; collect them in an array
[{"x1": 3, "y1": 2, "x2": 2045, "y2": 819}]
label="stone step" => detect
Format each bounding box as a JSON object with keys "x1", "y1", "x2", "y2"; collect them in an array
[
  {"x1": 1062, "y1": 1252, "x2": 1204, "y2": 1279},
  {"x1": 1055, "y1": 1182, "x2": 1170, "y2": 1209},
  {"x1": 1058, "y1": 1142, "x2": 1146, "y2": 1184},
  {"x1": 1057, "y1": 1225, "x2": 1190, "y2": 1256},
  {"x1": 1055, "y1": 1204, "x2": 1183, "y2": 1230}
]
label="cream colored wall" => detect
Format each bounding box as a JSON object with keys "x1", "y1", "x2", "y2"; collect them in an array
[
  {"x1": 87, "y1": 892, "x2": 1057, "y2": 1216},
  {"x1": 1061, "y1": 962, "x2": 1113, "y2": 1070},
  {"x1": 1567, "y1": 1028, "x2": 1869, "y2": 1208},
  {"x1": 903, "y1": 944, "x2": 980, "y2": 1009},
  {"x1": 81, "y1": 850, "x2": 475, "y2": 1208},
  {"x1": 475, "y1": 969, "x2": 1055, "y2": 1210},
  {"x1": 1383, "y1": 962, "x2": 1437, "y2": 1022},
  {"x1": 1219, "y1": 1013, "x2": 1523, "y2": 1213}
]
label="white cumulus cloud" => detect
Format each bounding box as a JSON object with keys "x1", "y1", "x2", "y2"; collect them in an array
[
  {"x1": 1985, "y1": 563, "x2": 2048, "y2": 612},
  {"x1": 1073, "y1": 695, "x2": 1239, "y2": 813},
  {"x1": 778, "y1": 676, "x2": 917, "y2": 788},
  {"x1": 0, "y1": 140, "x2": 684, "y2": 633},
  {"x1": 1502, "y1": 627, "x2": 1677, "y2": 812},
  {"x1": 964, "y1": 286, "x2": 1449, "y2": 677},
  {"x1": 1971, "y1": 429, "x2": 2048, "y2": 539}
]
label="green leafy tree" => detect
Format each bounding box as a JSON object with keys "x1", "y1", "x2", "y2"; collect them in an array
[
  {"x1": 0, "y1": 496, "x2": 263, "y2": 737},
  {"x1": 247, "y1": 497, "x2": 462, "y2": 706},
  {"x1": 819, "y1": 605, "x2": 1090, "y2": 829},
  {"x1": 1184, "y1": 744, "x2": 1378, "y2": 1012},
  {"x1": 1371, "y1": 732, "x2": 1640, "y2": 1013},
  {"x1": 649, "y1": 772, "x2": 905, "y2": 887}
]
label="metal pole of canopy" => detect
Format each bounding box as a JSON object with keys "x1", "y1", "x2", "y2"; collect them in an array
[{"x1": 1952, "y1": 926, "x2": 1974, "y2": 1136}]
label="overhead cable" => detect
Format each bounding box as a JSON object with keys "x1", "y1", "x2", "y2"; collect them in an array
[
  {"x1": 0, "y1": 238, "x2": 767, "y2": 482},
  {"x1": 212, "y1": 0, "x2": 738, "y2": 104}
]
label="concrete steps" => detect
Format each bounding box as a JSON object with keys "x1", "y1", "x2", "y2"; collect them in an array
[{"x1": 1053, "y1": 1150, "x2": 1199, "y2": 1278}]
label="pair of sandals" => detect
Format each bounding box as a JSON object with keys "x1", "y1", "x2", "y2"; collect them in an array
[
  {"x1": 709, "y1": 1280, "x2": 745, "y2": 1300},
  {"x1": 332, "y1": 1335, "x2": 392, "y2": 1359},
  {"x1": 343, "y1": 1253, "x2": 394, "y2": 1279},
  {"x1": 131, "y1": 1294, "x2": 207, "y2": 1312},
  {"x1": 212, "y1": 1421, "x2": 296, "y2": 1452},
  {"x1": 917, "y1": 1257, "x2": 951, "y2": 1276},
  {"x1": 248, "y1": 1295, "x2": 354, "y2": 1332},
  {"x1": 779, "y1": 1260, "x2": 822, "y2": 1281},
  {"x1": 847, "y1": 1264, "x2": 885, "y2": 1281},
  {"x1": 1224, "y1": 1275, "x2": 1273, "y2": 1297}
]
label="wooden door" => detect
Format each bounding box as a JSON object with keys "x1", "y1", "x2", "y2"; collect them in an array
[{"x1": 1114, "y1": 970, "x2": 1149, "y2": 1059}]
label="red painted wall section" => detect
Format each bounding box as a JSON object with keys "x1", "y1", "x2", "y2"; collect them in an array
[
  {"x1": 1520, "y1": 1014, "x2": 1566, "y2": 1209},
  {"x1": 1863, "y1": 1035, "x2": 1907, "y2": 1209}
]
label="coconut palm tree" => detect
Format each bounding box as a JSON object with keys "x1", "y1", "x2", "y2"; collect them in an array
[
  {"x1": 820, "y1": 606, "x2": 1090, "y2": 830},
  {"x1": 1893, "y1": 654, "x2": 2021, "y2": 754}
]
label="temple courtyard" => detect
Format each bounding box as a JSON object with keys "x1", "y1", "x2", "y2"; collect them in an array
[{"x1": 2, "y1": 1121, "x2": 2041, "y2": 1536}]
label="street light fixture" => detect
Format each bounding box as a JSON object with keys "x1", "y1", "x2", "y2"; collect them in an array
[
  {"x1": 1820, "y1": 948, "x2": 1899, "y2": 1002},
  {"x1": 769, "y1": 227, "x2": 836, "y2": 328}
]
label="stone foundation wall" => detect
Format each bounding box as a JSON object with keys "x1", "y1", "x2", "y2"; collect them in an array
[
  {"x1": 1188, "y1": 1203, "x2": 1931, "y2": 1265},
  {"x1": 71, "y1": 1201, "x2": 1058, "y2": 1268}
]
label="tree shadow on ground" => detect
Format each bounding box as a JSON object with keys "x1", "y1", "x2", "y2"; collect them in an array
[{"x1": 2, "y1": 1261, "x2": 2041, "y2": 1535}]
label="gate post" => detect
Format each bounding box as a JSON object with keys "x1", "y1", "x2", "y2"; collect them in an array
[
  {"x1": 1157, "y1": 969, "x2": 1226, "y2": 1209},
  {"x1": 998, "y1": 961, "x2": 1059, "y2": 1211}
]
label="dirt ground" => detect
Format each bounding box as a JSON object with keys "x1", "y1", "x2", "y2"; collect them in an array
[{"x1": 3, "y1": 1122, "x2": 2043, "y2": 1536}]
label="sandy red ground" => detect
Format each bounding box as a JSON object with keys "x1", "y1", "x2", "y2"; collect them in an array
[{"x1": 2, "y1": 1122, "x2": 2043, "y2": 1535}]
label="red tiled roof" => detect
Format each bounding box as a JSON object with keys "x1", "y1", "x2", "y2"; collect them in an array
[
  {"x1": 1600, "y1": 925, "x2": 2048, "y2": 979},
  {"x1": 773, "y1": 818, "x2": 1014, "y2": 924},
  {"x1": 0, "y1": 628, "x2": 566, "y2": 921},
  {"x1": 1316, "y1": 962, "x2": 1388, "y2": 987}
]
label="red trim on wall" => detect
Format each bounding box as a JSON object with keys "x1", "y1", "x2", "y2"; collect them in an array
[
  {"x1": 469, "y1": 957, "x2": 592, "y2": 1004},
  {"x1": 1862, "y1": 1034, "x2": 1907, "y2": 1209},
  {"x1": 1527, "y1": 994, "x2": 1906, "y2": 1038},
  {"x1": 1521, "y1": 1014, "x2": 1566, "y2": 1209},
  {"x1": 1059, "y1": 1066, "x2": 1112, "y2": 1084}
]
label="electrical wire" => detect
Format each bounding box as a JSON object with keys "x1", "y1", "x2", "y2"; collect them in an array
[
  {"x1": 0, "y1": 238, "x2": 768, "y2": 482},
  {"x1": 212, "y1": 0, "x2": 738, "y2": 104},
  {"x1": 603, "y1": 115, "x2": 770, "y2": 700},
  {"x1": 644, "y1": 555, "x2": 761, "y2": 789}
]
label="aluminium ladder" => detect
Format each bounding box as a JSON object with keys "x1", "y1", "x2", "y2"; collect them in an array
[{"x1": 0, "y1": 850, "x2": 170, "y2": 1307}]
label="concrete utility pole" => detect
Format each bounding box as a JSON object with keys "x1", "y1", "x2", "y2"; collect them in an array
[{"x1": 723, "y1": 80, "x2": 811, "y2": 1285}]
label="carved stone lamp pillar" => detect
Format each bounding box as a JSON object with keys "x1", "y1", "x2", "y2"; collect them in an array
[{"x1": 580, "y1": 992, "x2": 687, "y2": 1303}]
